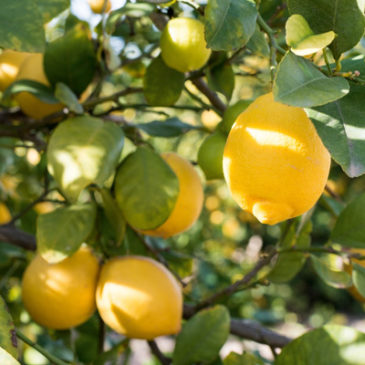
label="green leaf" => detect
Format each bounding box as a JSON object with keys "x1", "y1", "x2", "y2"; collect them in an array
[
  {"x1": 0, "y1": 348, "x2": 20, "y2": 365},
  {"x1": 207, "y1": 58, "x2": 235, "y2": 100},
  {"x1": 114, "y1": 147, "x2": 179, "y2": 230},
  {"x1": 331, "y1": 194, "x2": 365, "y2": 248},
  {"x1": 144, "y1": 57, "x2": 184, "y2": 106},
  {"x1": 269, "y1": 221, "x2": 311, "y2": 283},
  {"x1": 311, "y1": 254, "x2": 352, "y2": 289},
  {"x1": 54, "y1": 83, "x2": 83, "y2": 114},
  {"x1": 273, "y1": 52, "x2": 349, "y2": 107},
  {"x1": 221, "y1": 100, "x2": 252, "y2": 134},
  {"x1": 275, "y1": 324, "x2": 365, "y2": 364},
  {"x1": 3, "y1": 80, "x2": 59, "y2": 104},
  {"x1": 44, "y1": 25, "x2": 97, "y2": 96},
  {"x1": 36, "y1": 0, "x2": 70, "y2": 24},
  {"x1": 287, "y1": 0, "x2": 365, "y2": 59},
  {"x1": 173, "y1": 305, "x2": 230, "y2": 365},
  {"x1": 135, "y1": 118, "x2": 199, "y2": 138},
  {"x1": 204, "y1": 0, "x2": 258, "y2": 51},
  {"x1": 37, "y1": 203, "x2": 97, "y2": 263},
  {"x1": 247, "y1": 25, "x2": 270, "y2": 57},
  {"x1": 0, "y1": 0, "x2": 45, "y2": 52},
  {"x1": 47, "y1": 116, "x2": 124, "y2": 202},
  {"x1": 352, "y1": 263, "x2": 365, "y2": 298},
  {"x1": 0, "y1": 296, "x2": 18, "y2": 359},
  {"x1": 224, "y1": 352, "x2": 264, "y2": 365},
  {"x1": 285, "y1": 14, "x2": 335, "y2": 56},
  {"x1": 307, "y1": 82, "x2": 365, "y2": 178}
]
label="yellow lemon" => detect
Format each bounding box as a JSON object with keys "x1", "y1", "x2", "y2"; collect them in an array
[
  {"x1": 0, "y1": 50, "x2": 30, "y2": 91},
  {"x1": 96, "y1": 255, "x2": 182, "y2": 339},
  {"x1": 143, "y1": 152, "x2": 204, "y2": 238},
  {"x1": 22, "y1": 246, "x2": 100, "y2": 329},
  {"x1": 223, "y1": 92, "x2": 331, "y2": 225},
  {"x1": 160, "y1": 17, "x2": 211, "y2": 73},
  {"x1": 88, "y1": 0, "x2": 111, "y2": 13},
  {"x1": 0, "y1": 203, "x2": 11, "y2": 224},
  {"x1": 15, "y1": 53, "x2": 63, "y2": 119}
]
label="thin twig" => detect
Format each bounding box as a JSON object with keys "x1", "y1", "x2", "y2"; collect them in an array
[{"x1": 147, "y1": 340, "x2": 172, "y2": 365}]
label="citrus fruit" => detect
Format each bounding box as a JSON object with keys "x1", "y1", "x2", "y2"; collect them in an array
[
  {"x1": 88, "y1": 0, "x2": 111, "y2": 13},
  {"x1": 0, "y1": 203, "x2": 11, "y2": 224},
  {"x1": 96, "y1": 255, "x2": 182, "y2": 339},
  {"x1": 223, "y1": 92, "x2": 331, "y2": 225},
  {"x1": 142, "y1": 152, "x2": 204, "y2": 238},
  {"x1": 198, "y1": 131, "x2": 226, "y2": 180},
  {"x1": 22, "y1": 246, "x2": 100, "y2": 329},
  {"x1": 15, "y1": 53, "x2": 63, "y2": 119},
  {"x1": 160, "y1": 17, "x2": 211, "y2": 73},
  {"x1": 344, "y1": 249, "x2": 365, "y2": 303},
  {"x1": 0, "y1": 50, "x2": 30, "y2": 91}
]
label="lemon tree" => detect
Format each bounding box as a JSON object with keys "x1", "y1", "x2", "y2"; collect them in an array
[{"x1": 2, "y1": 0, "x2": 365, "y2": 364}]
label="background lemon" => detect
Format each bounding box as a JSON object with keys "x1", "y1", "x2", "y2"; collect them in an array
[
  {"x1": 142, "y1": 152, "x2": 204, "y2": 238},
  {"x1": 223, "y1": 92, "x2": 331, "y2": 225},
  {"x1": 0, "y1": 202, "x2": 11, "y2": 224},
  {"x1": 0, "y1": 50, "x2": 30, "y2": 91},
  {"x1": 160, "y1": 17, "x2": 211, "y2": 73},
  {"x1": 22, "y1": 246, "x2": 99, "y2": 330},
  {"x1": 15, "y1": 53, "x2": 63, "y2": 119},
  {"x1": 88, "y1": 0, "x2": 111, "y2": 13},
  {"x1": 96, "y1": 255, "x2": 182, "y2": 339}
]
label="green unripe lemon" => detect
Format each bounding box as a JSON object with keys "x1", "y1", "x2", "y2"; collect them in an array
[{"x1": 160, "y1": 17, "x2": 211, "y2": 73}]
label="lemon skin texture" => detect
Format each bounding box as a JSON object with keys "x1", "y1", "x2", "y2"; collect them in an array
[
  {"x1": 160, "y1": 18, "x2": 211, "y2": 73},
  {"x1": 143, "y1": 152, "x2": 204, "y2": 238},
  {"x1": 15, "y1": 53, "x2": 63, "y2": 119},
  {"x1": 223, "y1": 92, "x2": 331, "y2": 225},
  {"x1": 0, "y1": 202, "x2": 11, "y2": 224},
  {"x1": 0, "y1": 50, "x2": 30, "y2": 91},
  {"x1": 88, "y1": 0, "x2": 111, "y2": 13},
  {"x1": 22, "y1": 246, "x2": 100, "y2": 330},
  {"x1": 96, "y1": 255, "x2": 182, "y2": 339}
]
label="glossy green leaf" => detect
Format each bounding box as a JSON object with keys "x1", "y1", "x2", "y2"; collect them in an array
[
  {"x1": 135, "y1": 118, "x2": 199, "y2": 138},
  {"x1": 247, "y1": 25, "x2": 270, "y2": 57},
  {"x1": 224, "y1": 352, "x2": 264, "y2": 365},
  {"x1": 275, "y1": 324, "x2": 365, "y2": 364},
  {"x1": 54, "y1": 83, "x2": 83, "y2": 114},
  {"x1": 36, "y1": 0, "x2": 70, "y2": 24},
  {"x1": 37, "y1": 203, "x2": 97, "y2": 263},
  {"x1": 173, "y1": 305, "x2": 230, "y2": 365},
  {"x1": 0, "y1": 0, "x2": 45, "y2": 52},
  {"x1": 44, "y1": 25, "x2": 97, "y2": 96},
  {"x1": 114, "y1": 147, "x2": 179, "y2": 230},
  {"x1": 207, "y1": 60, "x2": 235, "y2": 100},
  {"x1": 331, "y1": 194, "x2": 365, "y2": 247},
  {"x1": 269, "y1": 221, "x2": 311, "y2": 283},
  {"x1": 204, "y1": 0, "x2": 258, "y2": 51},
  {"x1": 0, "y1": 296, "x2": 17, "y2": 360},
  {"x1": 47, "y1": 116, "x2": 124, "y2": 202},
  {"x1": 273, "y1": 52, "x2": 349, "y2": 107},
  {"x1": 311, "y1": 254, "x2": 352, "y2": 289},
  {"x1": 0, "y1": 348, "x2": 20, "y2": 365},
  {"x1": 352, "y1": 263, "x2": 365, "y2": 298},
  {"x1": 285, "y1": 14, "x2": 335, "y2": 56},
  {"x1": 288, "y1": 0, "x2": 365, "y2": 59},
  {"x1": 144, "y1": 57, "x2": 184, "y2": 106}
]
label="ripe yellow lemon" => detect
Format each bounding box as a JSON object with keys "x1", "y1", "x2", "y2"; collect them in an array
[
  {"x1": 143, "y1": 152, "x2": 204, "y2": 238},
  {"x1": 160, "y1": 18, "x2": 211, "y2": 73},
  {"x1": 223, "y1": 92, "x2": 331, "y2": 225},
  {"x1": 88, "y1": 0, "x2": 111, "y2": 13},
  {"x1": 22, "y1": 246, "x2": 100, "y2": 329},
  {"x1": 15, "y1": 53, "x2": 63, "y2": 119},
  {"x1": 96, "y1": 255, "x2": 182, "y2": 339},
  {"x1": 0, "y1": 50, "x2": 30, "y2": 91},
  {"x1": 0, "y1": 203, "x2": 11, "y2": 224}
]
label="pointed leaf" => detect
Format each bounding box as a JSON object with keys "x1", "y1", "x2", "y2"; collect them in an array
[
  {"x1": 54, "y1": 83, "x2": 83, "y2": 114},
  {"x1": 37, "y1": 203, "x2": 96, "y2": 263},
  {"x1": 114, "y1": 147, "x2": 179, "y2": 230},
  {"x1": 0, "y1": 296, "x2": 17, "y2": 359},
  {"x1": 286, "y1": 14, "x2": 335, "y2": 56},
  {"x1": 247, "y1": 25, "x2": 270, "y2": 57},
  {"x1": 273, "y1": 52, "x2": 349, "y2": 107},
  {"x1": 331, "y1": 194, "x2": 365, "y2": 247},
  {"x1": 44, "y1": 25, "x2": 96, "y2": 96},
  {"x1": 47, "y1": 116, "x2": 124, "y2": 202},
  {"x1": 173, "y1": 305, "x2": 230, "y2": 365},
  {"x1": 207, "y1": 59, "x2": 235, "y2": 100},
  {"x1": 204, "y1": 0, "x2": 258, "y2": 51},
  {"x1": 144, "y1": 57, "x2": 184, "y2": 106},
  {"x1": 0, "y1": 0, "x2": 45, "y2": 52},
  {"x1": 352, "y1": 263, "x2": 365, "y2": 298},
  {"x1": 224, "y1": 352, "x2": 264, "y2": 365},
  {"x1": 276, "y1": 324, "x2": 365, "y2": 364},
  {"x1": 37, "y1": 0, "x2": 70, "y2": 24},
  {"x1": 288, "y1": 0, "x2": 365, "y2": 59},
  {"x1": 311, "y1": 254, "x2": 352, "y2": 289}
]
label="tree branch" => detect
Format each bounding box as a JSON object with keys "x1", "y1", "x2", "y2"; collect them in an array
[
  {"x1": 0, "y1": 225, "x2": 36, "y2": 251},
  {"x1": 147, "y1": 340, "x2": 172, "y2": 365}
]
